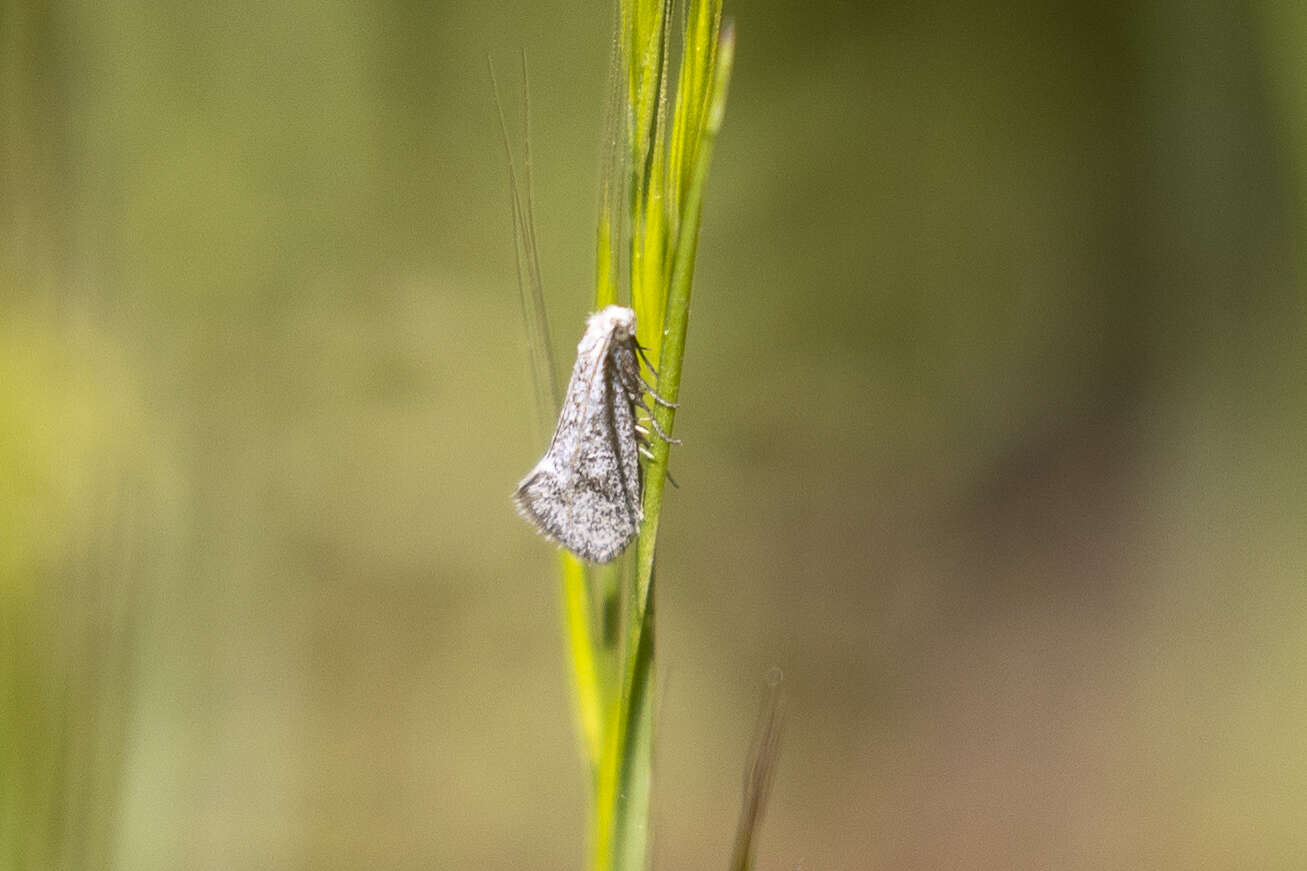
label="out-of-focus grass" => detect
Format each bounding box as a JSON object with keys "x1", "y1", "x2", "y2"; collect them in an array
[
  {"x1": 0, "y1": 303, "x2": 153, "y2": 870},
  {"x1": 1257, "y1": 1, "x2": 1307, "y2": 264}
]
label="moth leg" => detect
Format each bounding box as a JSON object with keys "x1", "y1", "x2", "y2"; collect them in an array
[
  {"x1": 620, "y1": 362, "x2": 678, "y2": 409},
  {"x1": 638, "y1": 375, "x2": 679, "y2": 408},
  {"x1": 617, "y1": 354, "x2": 681, "y2": 444},
  {"x1": 637, "y1": 444, "x2": 679, "y2": 479},
  {"x1": 648, "y1": 416, "x2": 681, "y2": 445},
  {"x1": 634, "y1": 399, "x2": 682, "y2": 445}
]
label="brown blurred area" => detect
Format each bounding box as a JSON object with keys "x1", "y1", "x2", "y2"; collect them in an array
[{"x1": 3, "y1": 1, "x2": 1305, "y2": 869}]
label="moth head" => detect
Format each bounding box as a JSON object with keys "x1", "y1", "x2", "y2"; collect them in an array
[{"x1": 590, "y1": 305, "x2": 638, "y2": 341}]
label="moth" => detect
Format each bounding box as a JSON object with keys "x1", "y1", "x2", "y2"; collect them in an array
[{"x1": 514, "y1": 305, "x2": 678, "y2": 563}]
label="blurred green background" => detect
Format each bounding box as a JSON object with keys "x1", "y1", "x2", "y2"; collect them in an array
[{"x1": 3, "y1": 1, "x2": 1306, "y2": 868}]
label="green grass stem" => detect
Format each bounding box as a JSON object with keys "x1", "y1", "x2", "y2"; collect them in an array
[
  {"x1": 511, "y1": 4, "x2": 734, "y2": 869},
  {"x1": 590, "y1": 10, "x2": 735, "y2": 871}
]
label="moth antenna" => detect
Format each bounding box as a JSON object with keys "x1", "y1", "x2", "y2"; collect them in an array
[
  {"x1": 633, "y1": 340, "x2": 659, "y2": 376},
  {"x1": 665, "y1": 468, "x2": 680, "y2": 488}
]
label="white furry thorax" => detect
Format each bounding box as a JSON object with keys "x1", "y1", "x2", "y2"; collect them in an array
[{"x1": 580, "y1": 305, "x2": 637, "y2": 349}]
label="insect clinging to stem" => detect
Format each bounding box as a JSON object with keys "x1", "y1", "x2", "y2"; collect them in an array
[{"x1": 514, "y1": 305, "x2": 679, "y2": 563}]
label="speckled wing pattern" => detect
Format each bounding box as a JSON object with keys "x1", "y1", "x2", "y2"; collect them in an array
[{"x1": 514, "y1": 307, "x2": 645, "y2": 563}]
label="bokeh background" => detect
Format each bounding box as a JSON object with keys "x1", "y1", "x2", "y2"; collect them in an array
[{"x1": 3, "y1": 1, "x2": 1306, "y2": 868}]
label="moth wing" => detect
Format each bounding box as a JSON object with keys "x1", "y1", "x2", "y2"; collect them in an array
[
  {"x1": 604, "y1": 341, "x2": 644, "y2": 518},
  {"x1": 514, "y1": 341, "x2": 642, "y2": 563}
]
